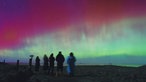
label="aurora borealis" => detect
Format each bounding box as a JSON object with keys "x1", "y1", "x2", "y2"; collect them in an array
[{"x1": 0, "y1": 0, "x2": 146, "y2": 65}]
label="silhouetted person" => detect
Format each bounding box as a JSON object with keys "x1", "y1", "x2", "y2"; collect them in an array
[
  {"x1": 35, "y1": 56, "x2": 40, "y2": 71},
  {"x1": 43, "y1": 54, "x2": 49, "y2": 73},
  {"x1": 16, "y1": 60, "x2": 20, "y2": 71},
  {"x1": 56, "y1": 51, "x2": 65, "y2": 76},
  {"x1": 67, "y1": 52, "x2": 76, "y2": 76},
  {"x1": 3, "y1": 59, "x2": 5, "y2": 64},
  {"x1": 48, "y1": 53, "x2": 55, "y2": 75},
  {"x1": 29, "y1": 58, "x2": 32, "y2": 70}
]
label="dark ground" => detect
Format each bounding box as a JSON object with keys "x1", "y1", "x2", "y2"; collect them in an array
[{"x1": 0, "y1": 63, "x2": 146, "y2": 82}]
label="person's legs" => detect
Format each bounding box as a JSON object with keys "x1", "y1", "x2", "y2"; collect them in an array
[
  {"x1": 47, "y1": 66, "x2": 50, "y2": 75},
  {"x1": 67, "y1": 65, "x2": 71, "y2": 76},
  {"x1": 49, "y1": 66, "x2": 54, "y2": 75},
  {"x1": 50, "y1": 63, "x2": 54, "y2": 74},
  {"x1": 56, "y1": 63, "x2": 60, "y2": 76},
  {"x1": 60, "y1": 63, "x2": 64, "y2": 75},
  {"x1": 56, "y1": 63, "x2": 64, "y2": 76},
  {"x1": 69, "y1": 64, "x2": 75, "y2": 76}
]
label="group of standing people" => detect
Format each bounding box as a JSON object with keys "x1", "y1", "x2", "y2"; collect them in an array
[{"x1": 29, "y1": 51, "x2": 76, "y2": 77}]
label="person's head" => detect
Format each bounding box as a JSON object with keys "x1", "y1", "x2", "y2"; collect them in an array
[
  {"x1": 59, "y1": 51, "x2": 62, "y2": 54},
  {"x1": 70, "y1": 52, "x2": 74, "y2": 56},
  {"x1": 50, "y1": 53, "x2": 53, "y2": 57},
  {"x1": 44, "y1": 54, "x2": 47, "y2": 56}
]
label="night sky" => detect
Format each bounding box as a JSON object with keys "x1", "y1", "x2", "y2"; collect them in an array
[{"x1": 0, "y1": 0, "x2": 146, "y2": 65}]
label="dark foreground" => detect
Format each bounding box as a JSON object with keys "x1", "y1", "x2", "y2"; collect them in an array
[{"x1": 0, "y1": 63, "x2": 146, "y2": 82}]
